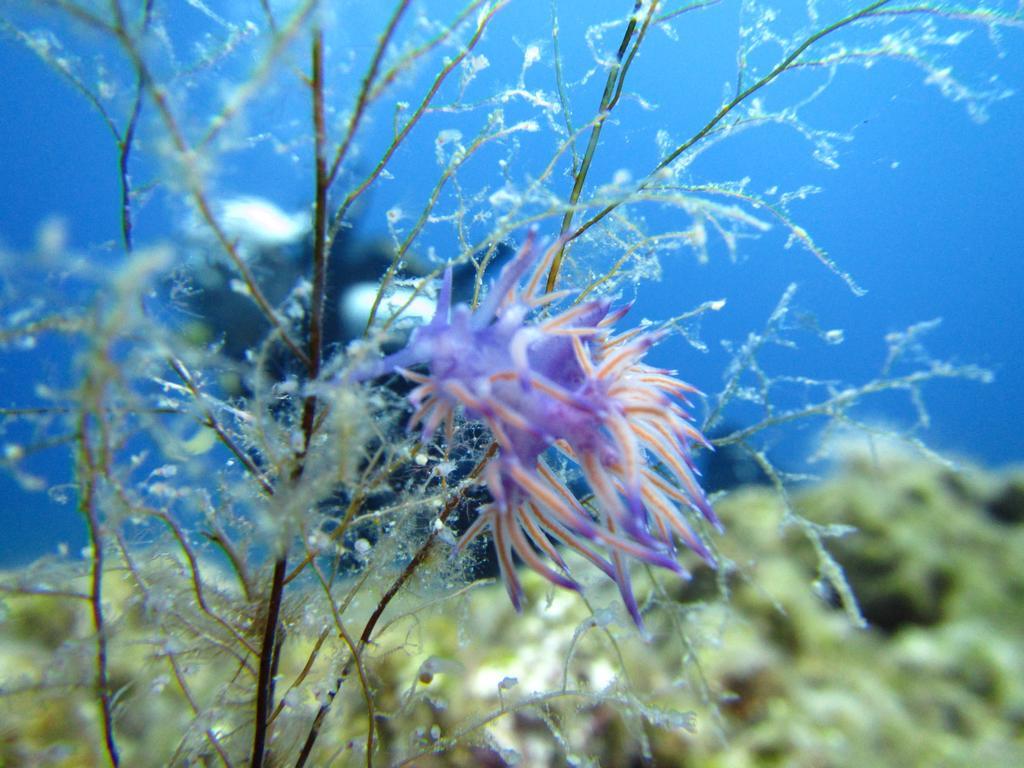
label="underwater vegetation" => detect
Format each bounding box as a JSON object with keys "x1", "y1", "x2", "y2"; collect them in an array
[
  {"x1": 4, "y1": 452, "x2": 1023, "y2": 766},
  {"x1": 0, "y1": 1, "x2": 1021, "y2": 766}
]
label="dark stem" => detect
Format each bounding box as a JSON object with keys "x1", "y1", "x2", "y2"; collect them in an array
[
  {"x1": 250, "y1": 557, "x2": 288, "y2": 768},
  {"x1": 546, "y1": 0, "x2": 654, "y2": 292},
  {"x1": 568, "y1": 0, "x2": 894, "y2": 244},
  {"x1": 308, "y1": 29, "x2": 328, "y2": 388},
  {"x1": 252, "y1": 29, "x2": 331, "y2": 767},
  {"x1": 116, "y1": 0, "x2": 154, "y2": 253},
  {"x1": 78, "y1": 413, "x2": 120, "y2": 767},
  {"x1": 117, "y1": 90, "x2": 141, "y2": 253},
  {"x1": 293, "y1": 444, "x2": 498, "y2": 766}
]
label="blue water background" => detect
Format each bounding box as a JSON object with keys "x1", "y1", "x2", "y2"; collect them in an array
[{"x1": 1, "y1": 2, "x2": 1022, "y2": 564}]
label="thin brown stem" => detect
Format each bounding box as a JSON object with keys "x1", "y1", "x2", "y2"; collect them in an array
[
  {"x1": 299, "y1": 28, "x2": 329, "y2": 457},
  {"x1": 569, "y1": 0, "x2": 894, "y2": 244},
  {"x1": 77, "y1": 414, "x2": 119, "y2": 767},
  {"x1": 546, "y1": 0, "x2": 658, "y2": 292},
  {"x1": 252, "y1": 28, "x2": 333, "y2": 766},
  {"x1": 165, "y1": 650, "x2": 234, "y2": 768},
  {"x1": 250, "y1": 557, "x2": 287, "y2": 768},
  {"x1": 328, "y1": 1, "x2": 508, "y2": 248},
  {"x1": 326, "y1": 0, "x2": 413, "y2": 187},
  {"x1": 116, "y1": 0, "x2": 154, "y2": 253},
  {"x1": 105, "y1": 22, "x2": 311, "y2": 368},
  {"x1": 294, "y1": 443, "x2": 498, "y2": 764},
  {"x1": 169, "y1": 357, "x2": 274, "y2": 496}
]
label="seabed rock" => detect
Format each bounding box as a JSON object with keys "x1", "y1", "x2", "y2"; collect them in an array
[{"x1": 2, "y1": 456, "x2": 1022, "y2": 766}]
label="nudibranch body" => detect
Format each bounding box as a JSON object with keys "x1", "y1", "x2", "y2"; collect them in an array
[{"x1": 361, "y1": 231, "x2": 719, "y2": 627}]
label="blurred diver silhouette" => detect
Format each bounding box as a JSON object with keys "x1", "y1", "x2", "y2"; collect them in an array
[
  {"x1": 179, "y1": 195, "x2": 505, "y2": 393},
  {"x1": 177, "y1": 196, "x2": 508, "y2": 575}
]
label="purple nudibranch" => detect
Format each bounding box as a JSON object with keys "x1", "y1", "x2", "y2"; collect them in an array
[{"x1": 356, "y1": 230, "x2": 719, "y2": 628}]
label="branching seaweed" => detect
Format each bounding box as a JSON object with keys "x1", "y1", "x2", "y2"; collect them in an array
[{"x1": 0, "y1": 0, "x2": 1019, "y2": 765}]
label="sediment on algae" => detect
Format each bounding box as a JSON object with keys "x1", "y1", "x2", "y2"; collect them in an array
[{"x1": 3, "y1": 457, "x2": 1021, "y2": 767}]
